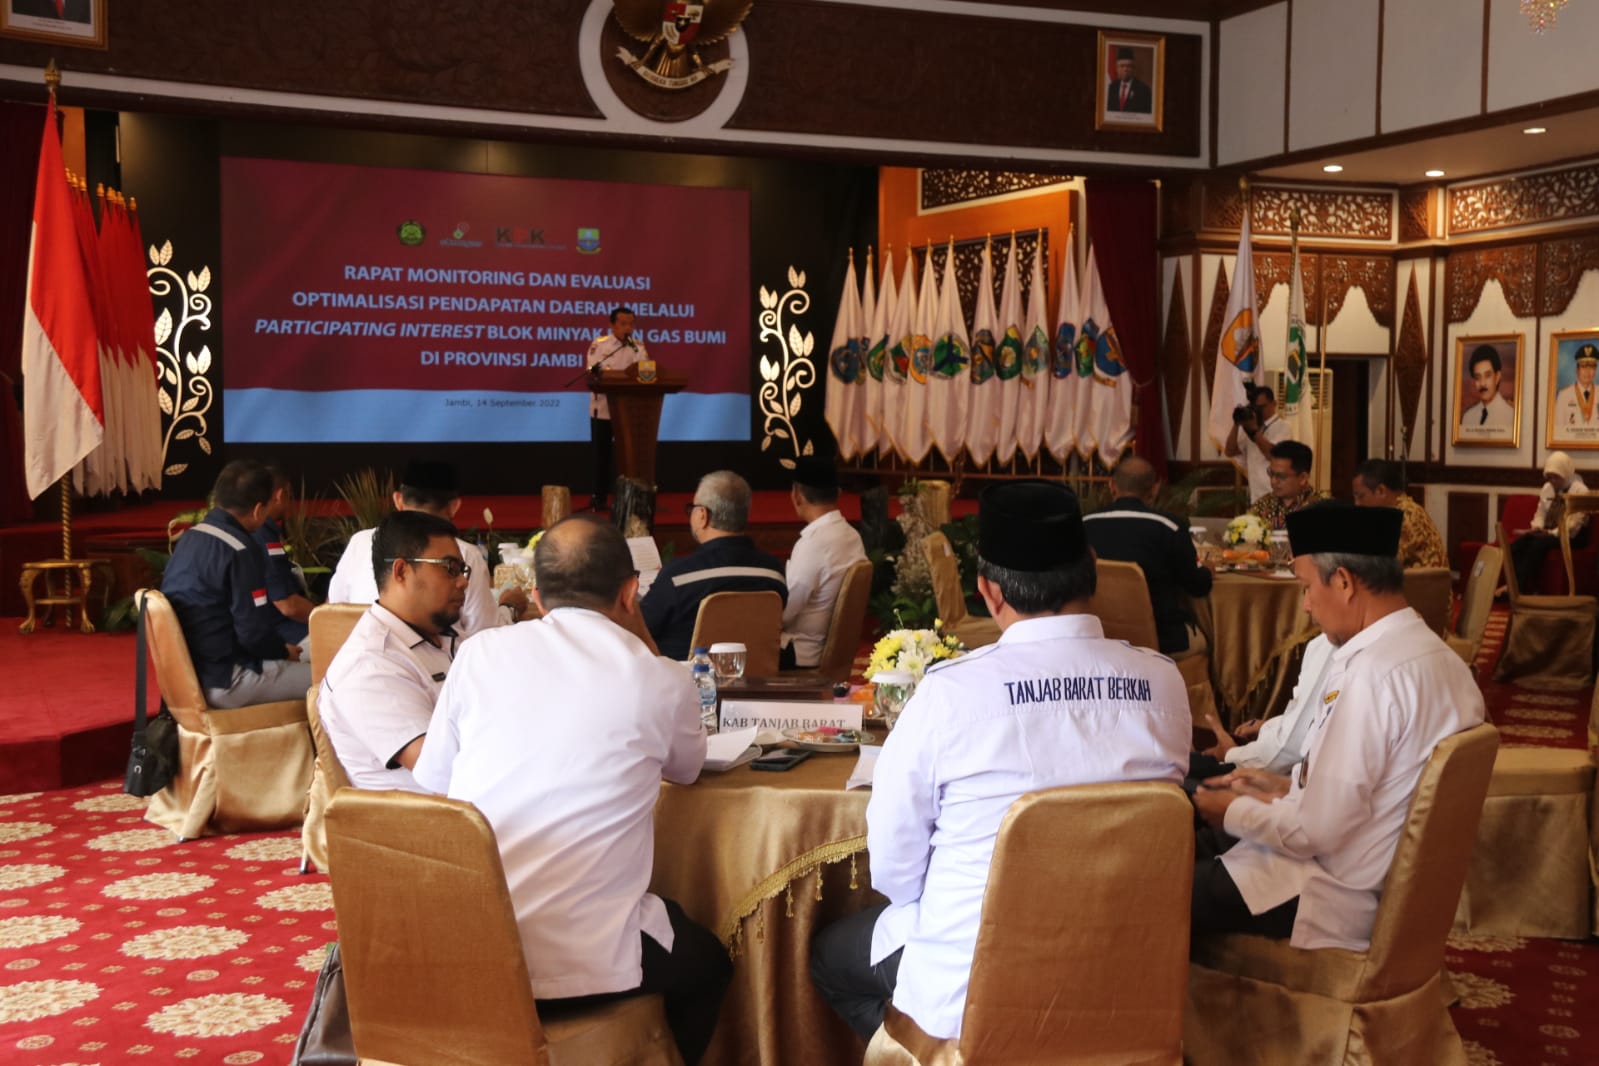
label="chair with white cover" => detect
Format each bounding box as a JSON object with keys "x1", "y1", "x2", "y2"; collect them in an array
[
  {"x1": 921, "y1": 532, "x2": 999, "y2": 649},
  {"x1": 1401, "y1": 567, "x2": 1453, "y2": 639},
  {"x1": 1492, "y1": 522, "x2": 1596, "y2": 688},
  {"x1": 135, "y1": 588, "x2": 313, "y2": 840},
  {"x1": 864, "y1": 781, "x2": 1194, "y2": 1066},
  {"x1": 1089, "y1": 560, "x2": 1217, "y2": 726},
  {"x1": 325, "y1": 789, "x2": 682, "y2": 1066},
  {"x1": 299, "y1": 602, "x2": 367, "y2": 875},
  {"x1": 688, "y1": 590, "x2": 783, "y2": 677},
  {"x1": 1185, "y1": 722, "x2": 1499, "y2": 1066},
  {"x1": 1446, "y1": 544, "x2": 1501, "y2": 667},
  {"x1": 784, "y1": 558, "x2": 874, "y2": 684}
]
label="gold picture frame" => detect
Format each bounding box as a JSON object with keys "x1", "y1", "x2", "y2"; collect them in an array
[
  {"x1": 1, "y1": 0, "x2": 106, "y2": 49},
  {"x1": 1545, "y1": 328, "x2": 1599, "y2": 451},
  {"x1": 1451, "y1": 333, "x2": 1522, "y2": 448},
  {"x1": 1096, "y1": 31, "x2": 1164, "y2": 133}
]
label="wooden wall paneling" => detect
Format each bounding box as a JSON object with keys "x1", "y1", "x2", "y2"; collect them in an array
[
  {"x1": 1201, "y1": 256, "x2": 1231, "y2": 400},
  {"x1": 1161, "y1": 267, "x2": 1192, "y2": 435},
  {"x1": 1444, "y1": 243, "x2": 1538, "y2": 323},
  {"x1": 1446, "y1": 490, "x2": 1489, "y2": 571},
  {"x1": 1322, "y1": 255, "x2": 1395, "y2": 328},
  {"x1": 1395, "y1": 267, "x2": 1428, "y2": 455},
  {"x1": 1538, "y1": 233, "x2": 1599, "y2": 317}
]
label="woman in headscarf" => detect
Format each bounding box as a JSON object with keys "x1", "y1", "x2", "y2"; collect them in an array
[{"x1": 1509, "y1": 451, "x2": 1589, "y2": 593}]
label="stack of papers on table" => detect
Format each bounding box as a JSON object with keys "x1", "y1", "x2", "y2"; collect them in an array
[
  {"x1": 703, "y1": 727, "x2": 761, "y2": 772},
  {"x1": 845, "y1": 746, "x2": 880, "y2": 790}
]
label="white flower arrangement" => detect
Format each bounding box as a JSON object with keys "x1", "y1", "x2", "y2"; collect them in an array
[
  {"x1": 867, "y1": 624, "x2": 965, "y2": 682},
  {"x1": 1223, "y1": 513, "x2": 1268, "y2": 550}
]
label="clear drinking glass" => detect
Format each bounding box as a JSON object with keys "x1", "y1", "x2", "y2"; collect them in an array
[
  {"x1": 709, "y1": 642, "x2": 747, "y2": 683},
  {"x1": 871, "y1": 670, "x2": 915, "y2": 730}
]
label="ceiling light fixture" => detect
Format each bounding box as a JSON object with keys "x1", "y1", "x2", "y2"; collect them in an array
[
  {"x1": 1524, "y1": 126, "x2": 1548, "y2": 135},
  {"x1": 1521, "y1": 0, "x2": 1568, "y2": 33},
  {"x1": 1322, "y1": 164, "x2": 1344, "y2": 173},
  {"x1": 1425, "y1": 169, "x2": 1445, "y2": 178}
]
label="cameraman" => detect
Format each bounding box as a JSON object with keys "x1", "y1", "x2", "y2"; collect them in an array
[{"x1": 1224, "y1": 385, "x2": 1292, "y2": 503}]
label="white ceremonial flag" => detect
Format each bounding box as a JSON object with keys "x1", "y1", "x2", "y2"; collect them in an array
[
  {"x1": 854, "y1": 248, "x2": 876, "y2": 460},
  {"x1": 1045, "y1": 227, "x2": 1081, "y2": 462},
  {"x1": 1016, "y1": 238, "x2": 1051, "y2": 462},
  {"x1": 864, "y1": 248, "x2": 896, "y2": 457},
  {"x1": 894, "y1": 248, "x2": 937, "y2": 464},
  {"x1": 994, "y1": 239, "x2": 1024, "y2": 463},
  {"x1": 1208, "y1": 214, "x2": 1260, "y2": 457},
  {"x1": 1282, "y1": 240, "x2": 1314, "y2": 446},
  {"x1": 966, "y1": 239, "x2": 1001, "y2": 465},
  {"x1": 1080, "y1": 244, "x2": 1133, "y2": 465},
  {"x1": 927, "y1": 239, "x2": 970, "y2": 463},
  {"x1": 823, "y1": 253, "x2": 864, "y2": 460},
  {"x1": 883, "y1": 250, "x2": 918, "y2": 459}
]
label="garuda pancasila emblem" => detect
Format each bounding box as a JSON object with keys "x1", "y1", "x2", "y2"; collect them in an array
[{"x1": 612, "y1": 1, "x2": 752, "y2": 90}]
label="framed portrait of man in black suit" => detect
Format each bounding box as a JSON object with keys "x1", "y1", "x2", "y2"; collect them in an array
[
  {"x1": 2, "y1": 0, "x2": 105, "y2": 49},
  {"x1": 1096, "y1": 31, "x2": 1163, "y2": 132}
]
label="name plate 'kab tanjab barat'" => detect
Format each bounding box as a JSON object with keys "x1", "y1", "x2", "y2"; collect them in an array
[{"x1": 719, "y1": 699, "x2": 862, "y2": 735}]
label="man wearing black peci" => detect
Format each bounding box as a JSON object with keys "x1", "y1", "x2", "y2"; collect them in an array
[{"x1": 585, "y1": 306, "x2": 646, "y2": 511}]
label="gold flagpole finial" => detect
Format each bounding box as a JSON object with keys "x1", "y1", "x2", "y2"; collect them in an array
[
  {"x1": 43, "y1": 59, "x2": 60, "y2": 99},
  {"x1": 129, "y1": 196, "x2": 138, "y2": 211}
]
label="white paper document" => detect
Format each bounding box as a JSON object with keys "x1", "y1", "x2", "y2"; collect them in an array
[
  {"x1": 702, "y1": 727, "x2": 761, "y2": 772},
  {"x1": 845, "y1": 745, "x2": 880, "y2": 790}
]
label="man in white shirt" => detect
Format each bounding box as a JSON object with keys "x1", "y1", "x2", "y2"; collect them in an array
[
  {"x1": 318, "y1": 511, "x2": 465, "y2": 793},
  {"x1": 1191, "y1": 504, "x2": 1486, "y2": 949},
  {"x1": 1198, "y1": 634, "x2": 1334, "y2": 778},
  {"x1": 779, "y1": 456, "x2": 866, "y2": 669},
  {"x1": 1224, "y1": 384, "x2": 1293, "y2": 503},
  {"x1": 326, "y1": 460, "x2": 524, "y2": 638},
  {"x1": 810, "y1": 481, "x2": 1190, "y2": 1042},
  {"x1": 1458, "y1": 344, "x2": 1515, "y2": 437},
  {"x1": 585, "y1": 305, "x2": 646, "y2": 511},
  {"x1": 414, "y1": 514, "x2": 728, "y2": 1064},
  {"x1": 1552, "y1": 343, "x2": 1599, "y2": 436}
]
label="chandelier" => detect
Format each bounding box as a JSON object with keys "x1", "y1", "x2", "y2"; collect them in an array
[{"x1": 1521, "y1": 0, "x2": 1568, "y2": 32}]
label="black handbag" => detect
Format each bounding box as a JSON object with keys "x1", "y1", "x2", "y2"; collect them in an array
[
  {"x1": 290, "y1": 942, "x2": 356, "y2": 1066},
  {"x1": 124, "y1": 594, "x2": 180, "y2": 797}
]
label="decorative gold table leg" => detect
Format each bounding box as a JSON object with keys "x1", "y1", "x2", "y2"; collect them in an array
[
  {"x1": 18, "y1": 564, "x2": 41, "y2": 634},
  {"x1": 78, "y1": 562, "x2": 97, "y2": 634}
]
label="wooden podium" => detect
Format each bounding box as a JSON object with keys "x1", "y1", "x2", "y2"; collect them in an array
[{"x1": 591, "y1": 368, "x2": 688, "y2": 486}]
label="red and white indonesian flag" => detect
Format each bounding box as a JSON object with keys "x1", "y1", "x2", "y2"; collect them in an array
[
  {"x1": 927, "y1": 240, "x2": 969, "y2": 463},
  {"x1": 965, "y1": 240, "x2": 1001, "y2": 465},
  {"x1": 1045, "y1": 228, "x2": 1081, "y2": 462},
  {"x1": 994, "y1": 240, "x2": 1024, "y2": 463},
  {"x1": 1209, "y1": 215, "x2": 1260, "y2": 457},
  {"x1": 1016, "y1": 241, "x2": 1051, "y2": 461},
  {"x1": 824, "y1": 254, "x2": 864, "y2": 460},
  {"x1": 864, "y1": 248, "x2": 896, "y2": 456},
  {"x1": 22, "y1": 101, "x2": 103, "y2": 500}
]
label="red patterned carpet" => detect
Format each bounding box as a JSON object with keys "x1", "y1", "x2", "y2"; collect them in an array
[{"x1": 0, "y1": 607, "x2": 1594, "y2": 1065}]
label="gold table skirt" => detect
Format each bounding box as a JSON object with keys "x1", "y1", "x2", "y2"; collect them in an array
[
  {"x1": 652, "y1": 755, "x2": 874, "y2": 1066},
  {"x1": 1193, "y1": 572, "x2": 1317, "y2": 727}
]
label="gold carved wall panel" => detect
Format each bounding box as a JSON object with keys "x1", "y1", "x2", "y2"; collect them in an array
[
  {"x1": 1449, "y1": 163, "x2": 1599, "y2": 236},
  {"x1": 1446, "y1": 245, "x2": 1538, "y2": 323},
  {"x1": 1539, "y1": 234, "x2": 1599, "y2": 317}
]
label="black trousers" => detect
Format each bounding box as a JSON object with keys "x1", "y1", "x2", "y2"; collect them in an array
[
  {"x1": 536, "y1": 898, "x2": 731, "y2": 1065},
  {"x1": 590, "y1": 416, "x2": 614, "y2": 502},
  {"x1": 1191, "y1": 852, "x2": 1299, "y2": 939},
  {"x1": 810, "y1": 901, "x2": 902, "y2": 1041},
  {"x1": 1509, "y1": 531, "x2": 1558, "y2": 594}
]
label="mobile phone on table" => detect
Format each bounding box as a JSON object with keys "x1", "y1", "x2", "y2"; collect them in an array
[{"x1": 751, "y1": 749, "x2": 812, "y2": 772}]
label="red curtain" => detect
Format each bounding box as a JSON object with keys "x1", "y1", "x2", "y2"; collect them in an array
[
  {"x1": 1085, "y1": 178, "x2": 1165, "y2": 477},
  {"x1": 0, "y1": 102, "x2": 45, "y2": 525}
]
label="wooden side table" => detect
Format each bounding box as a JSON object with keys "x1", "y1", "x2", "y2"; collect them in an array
[{"x1": 18, "y1": 558, "x2": 114, "y2": 634}]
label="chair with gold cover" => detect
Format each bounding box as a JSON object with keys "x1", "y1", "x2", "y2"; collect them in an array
[
  {"x1": 784, "y1": 559, "x2": 874, "y2": 684},
  {"x1": 1185, "y1": 722, "x2": 1499, "y2": 1066},
  {"x1": 299, "y1": 602, "x2": 367, "y2": 875},
  {"x1": 134, "y1": 589, "x2": 314, "y2": 841},
  {"x1": 1401, "y1": 567, "x2": 1452, "y2": 639},
  {"x1": 1559, "y1": 492, "x2": 1599, "y2": 595},
  {"x1": 865, "y1": 781, "x2": 1194, "y2": 1066},
  {"x1": 1446, "y1": 544, "x2": 1501, "y2": 667},
  {"x1": 1493, "y1": 523, "x2": 1596, "y2": 688},
  {"x1": 921, "y1": 532, "x2": 999, "y2": 649},
  {"x1": 1089, "y1": 560, "x2": 1218, "y2": 726},
  {"x1": 325, "y1": 789, "x2": 682, "y2": 1066},
  {"x1": 688, "y1": 590, "x2": 783, "y2": 678}
]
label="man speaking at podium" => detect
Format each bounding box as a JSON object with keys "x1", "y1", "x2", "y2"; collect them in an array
[{"x1": 586, "y1": 306, "x2": 646, "y2": 511}]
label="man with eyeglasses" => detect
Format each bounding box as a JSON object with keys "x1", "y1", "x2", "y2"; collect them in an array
[
  {"x1": 327, "y1": 460, "x2": 526, "y2": 636},
  {"x1": 319, "y1": 511, "x2": 469, "y2": 792},
  {"x1": 1248, "y1": 440, "x2": 1329, "y2": 532},
  {"x1": 641, "y1": 470, "x2": 788, "y2": 660}
]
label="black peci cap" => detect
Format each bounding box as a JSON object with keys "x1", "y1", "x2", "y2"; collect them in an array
[
  {"x1": 792, "y1": 455, "x2": 840, "y2": 492},
  {"x1": 1287, "y1": 501, "x2": 1402, "y2": 558},
  {"x1": 978, "y1": 480, "x2": 1087, "y2": 571},
  {"x1": 399, "y1": 461, "x2": 458, "y2": 496}
]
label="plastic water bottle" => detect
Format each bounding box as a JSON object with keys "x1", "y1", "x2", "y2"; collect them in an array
[
  {"x1": 690, "y1": 646, "x2": 711, "y2": 672},
  {"x1": 693, "y1": 663, "x2": 719, "y2": 734}
]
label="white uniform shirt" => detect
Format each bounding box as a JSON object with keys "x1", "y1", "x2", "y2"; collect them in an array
[
  {"x1": 780, "y1": 509, "x2": 867, "y2": 667},
  {"x1": 1244, "y1": 415, "x2": 1293, "y2": 503},
  {"x1": 585, "y1": 332, "x2": 646, "y2": 420},
  {"x1": 1220, "y1": 608, "x2": 1484, "y2": 951},
  {"x1": 868, "y1": 613, "x2": 1190, "y2": 1040},
  {"x1": 1458, "y1": 393, "x2": 1514, "y2": 433},
  {"x1": 318, "y1": 604, "x2": 453, "y2": 793},
  {"x1": 1554, "y1": 383, "x2": 1599, "y2": 432},
  {"x1": 327, "y1": 528, "x2": 502, "y2": 638},
  {"x1": 1226, "y1": 635, "x2": 1334, "y2": 774},
  {"x1": 413, "y1": 607, "x2": 706, "y2": 1000},
  {"x1": 1531, "y1": 475, "x2": 1590, "y2": 536}
]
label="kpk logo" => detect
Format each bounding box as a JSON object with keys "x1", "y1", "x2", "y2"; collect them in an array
[
  {"x1": 577, "y1": 227, "x2": 602, "y2": 254},
  {"x1": 396, "y1": 220, "x2": 426, "y2": 247}
]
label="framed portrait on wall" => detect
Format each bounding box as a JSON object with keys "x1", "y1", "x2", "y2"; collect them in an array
[
  {"x1": 1452, "y1": 334, "x2": 1522, "y2": 448},
  {"x1": 1547, "y1": 329, "x2": 1599, "y2": 450},
  {"x1": 0, "y1": 0, "x2": 105, "y2": 49},
  {"x1": 1096, "y1": 31, "x2": 1164, "y2": 132}
]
